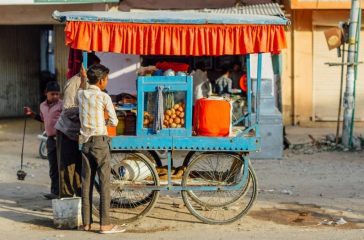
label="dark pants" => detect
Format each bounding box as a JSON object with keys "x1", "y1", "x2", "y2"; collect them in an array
[
  {"x1": 46, "y1": 137, "x2": 59, "y2": 195},
  {"x1": 81, "y1": 136, "x2": 111, "y2": 226},
  {"x1": 56, "y1": 131, "x2": 82, "y2": 198}
]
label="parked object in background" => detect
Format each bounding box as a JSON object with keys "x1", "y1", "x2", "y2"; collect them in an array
[{"x1": 38, "y1": 131, "x2": 48, "y2": 159}]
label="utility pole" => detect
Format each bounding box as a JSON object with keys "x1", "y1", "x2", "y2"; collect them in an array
[{"x1": 342, "y1": 0, "x2": 360, "y2": 147}]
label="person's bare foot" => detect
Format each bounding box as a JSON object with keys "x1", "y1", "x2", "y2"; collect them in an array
[
  {"x1": 100, "y1": 224, "x2": 114, "y2": 231},
  {"x1": 78, "y1": 224, "x2": 91, "y2": 231}
]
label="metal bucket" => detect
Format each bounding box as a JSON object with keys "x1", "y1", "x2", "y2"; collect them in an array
[{"x1": 52, "y1": 197, "x2": 82, "y2": 229}]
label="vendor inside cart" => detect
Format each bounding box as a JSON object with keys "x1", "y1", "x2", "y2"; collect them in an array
[{"x1": 215, "y1": 65, "x2": 233, "y2": 96}]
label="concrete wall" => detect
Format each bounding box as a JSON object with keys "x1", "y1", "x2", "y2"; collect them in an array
[{"x1": 0, "y1": 26, "x2": 41, "y2": 117}]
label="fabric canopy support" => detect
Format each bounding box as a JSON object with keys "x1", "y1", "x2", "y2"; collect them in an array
[{"x1": 65, "y1": 21, "x2": 287, "y2": 56}]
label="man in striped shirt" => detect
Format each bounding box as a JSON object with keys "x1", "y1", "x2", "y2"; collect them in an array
[{"x1": 78, "y1": 64, "x2": 124, "y2": 234}]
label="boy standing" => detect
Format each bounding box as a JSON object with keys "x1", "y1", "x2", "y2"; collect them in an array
[
  {"x1": 24, "y1": 81, "x2": 62, "y2": 199},
  {"x1": 78, "y1": 64, "x2": 125, "y2": 234}
]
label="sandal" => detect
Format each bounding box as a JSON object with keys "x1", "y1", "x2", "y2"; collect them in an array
[{"x1": 100, "y1": 225, "x2": 126, "y2": 234}]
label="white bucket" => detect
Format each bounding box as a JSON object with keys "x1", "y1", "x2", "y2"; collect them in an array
[
  {"x1": 120, "y1": 160, "x2": 151, "y2": 181},
  {"x1": 52, "y1": 197, "x2": 82, "y2": 229}
]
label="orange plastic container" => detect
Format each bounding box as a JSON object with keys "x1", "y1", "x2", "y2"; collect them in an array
[
  {"x1": 107, "y1": 126, "x2": 116, "y2": 136},
  {"x1": 105, "y1": 112, "x2": 117, "y2": 136},
  {"x1": 194, "y1": 98, "x2": 231, "y2": 137}
]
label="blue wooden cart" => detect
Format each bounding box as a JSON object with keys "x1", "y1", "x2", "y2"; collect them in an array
[{"x1": 53, "y1": 8, "x2": 288, "y2": 225}]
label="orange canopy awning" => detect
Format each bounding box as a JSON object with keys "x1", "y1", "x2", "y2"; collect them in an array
[{"x1": 65, "y1": 21, "x2": 287, "y2": 56}]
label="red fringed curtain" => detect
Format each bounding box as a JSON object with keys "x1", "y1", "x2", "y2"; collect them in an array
[{"x1": 65, "y1": 21, "x2": 287, "y2": 56}]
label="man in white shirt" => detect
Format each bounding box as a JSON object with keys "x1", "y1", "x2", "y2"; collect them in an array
[{"x1": 191, "y1": 61, "x2": 212, "y2": 104}]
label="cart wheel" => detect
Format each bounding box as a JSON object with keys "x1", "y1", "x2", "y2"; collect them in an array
[
  {"x1": 39, "y1": 141, "x2": 47, "y2": 159},
  {"x1": 145, "y1": 150, "x2": 163, "y2": 167},
  {"x1": 182, "y1": 151, "x2": 196, "y2": 166},
  {"x1": 93, "y1": 151, "x2": 160, "y2": 224},
  {"x1": 94, "y1": 150, "x2": 161, "y2": 193},
  {"x1": 181, "y1": 153, "x2": 257, "y2": 224},
  {"x1": 184, "y1": 152, "x2": 252, "y2": 207}
]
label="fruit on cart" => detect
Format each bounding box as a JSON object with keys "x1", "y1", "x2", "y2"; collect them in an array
[
  {"x1": 143, "y1": 111, "x2": 154, "y2": 128},
  {"x1": 163, "y1": 102, "x2": 186, "y2": 128},
  {"x1": 173, "y1": 104, "x2": 180, "y2": 110},
  {"x1": 174, "y1": 117, "x2": 181, "y2": 124}
]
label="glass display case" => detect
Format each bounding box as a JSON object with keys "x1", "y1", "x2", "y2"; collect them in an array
[{"x1": 136, "y1": 76, "x2": 193, "y2": 136}]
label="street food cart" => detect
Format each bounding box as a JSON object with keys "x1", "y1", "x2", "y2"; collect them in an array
[{"x1": 53, "y1": 9, "x2": 288, "y2": 225}]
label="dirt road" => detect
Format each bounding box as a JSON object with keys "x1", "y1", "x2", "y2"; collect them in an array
[{"x1": 0, "y1": 119, "x2": 363, "y2": 240}]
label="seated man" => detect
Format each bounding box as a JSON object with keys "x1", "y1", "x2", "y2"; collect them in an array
[{"x1": 215, "y1": 66, "x2": 233, "y2": 96}]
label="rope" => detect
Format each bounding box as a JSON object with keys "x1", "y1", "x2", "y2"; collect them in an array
[{"x1": 20, "y1": 118, "x2": 27, "y2": 170}]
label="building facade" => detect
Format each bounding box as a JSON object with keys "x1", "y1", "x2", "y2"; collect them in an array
[
  {"x1": 282, "y1": 0, "x2": 364, "y2": 126},
  {"x1": 0, "y1": 1, "x2": 117, "y2": 117}
]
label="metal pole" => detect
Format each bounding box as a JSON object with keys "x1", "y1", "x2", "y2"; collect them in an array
[
  {"x1": 335, "y1": 44, "x2": 345, "y2": 145},
  {"x1": 349, "y1": 8, "x2": 362, "y2": 145},
  {"x1": 246, "y1": 54, "x2": 252, "y2": 127},
  {"x1": 342, "y1": 0, "x2": 360, "y2": 147}
]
